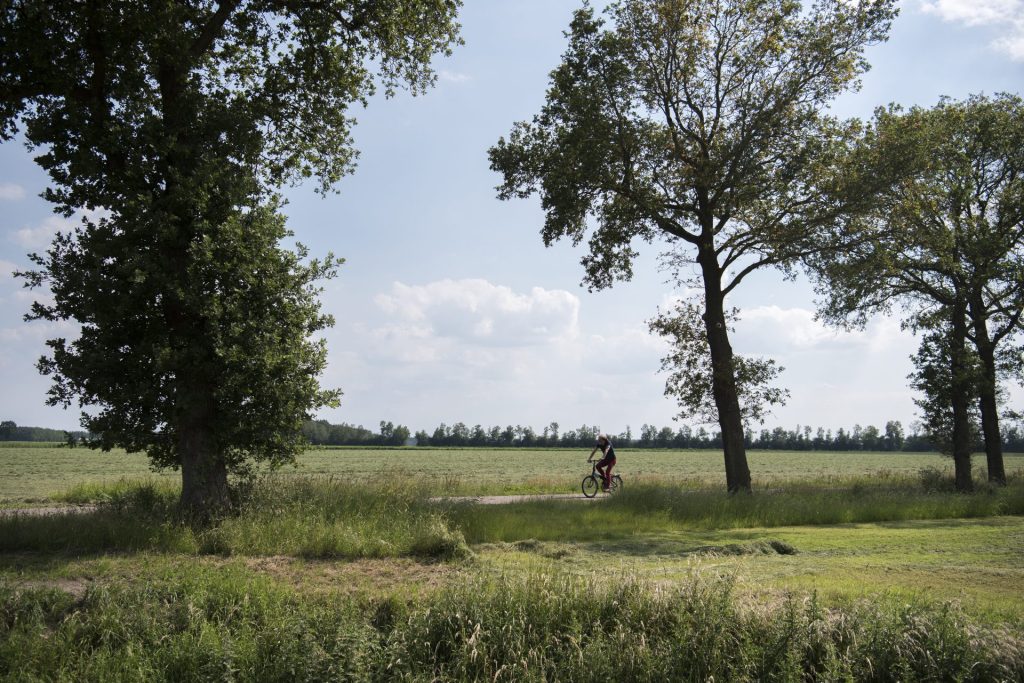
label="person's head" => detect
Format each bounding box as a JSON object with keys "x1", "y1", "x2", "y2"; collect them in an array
[{"x1": 597, "y1": 433, "x2": 610, "y2": 445}]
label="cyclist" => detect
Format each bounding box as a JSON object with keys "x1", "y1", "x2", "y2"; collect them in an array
[{"x1": 588, "y1": 433, "x2": 616, "y2": 491}]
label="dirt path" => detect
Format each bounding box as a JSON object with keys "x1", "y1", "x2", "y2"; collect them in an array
[
  {"x1": 0, "y1": 494, "x2": 603, "y2": 515},
  {"x1": 432, "y1": 493, "x2": 606, "y2": 505}
]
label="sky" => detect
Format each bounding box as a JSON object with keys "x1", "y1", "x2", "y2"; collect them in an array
[{"x1": 1, "y1": 0, "x2": 1023, "y2": 436}]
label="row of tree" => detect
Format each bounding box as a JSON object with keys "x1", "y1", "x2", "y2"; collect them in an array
[
  {"x1": 9, "y1": 414, "x2": 1024, "y2": 453},
  {"x1": 0, "y1": 420, "x2": 86, "y2": 443},
  {"x1": 490, "y1": 1, "x2": 1022, "y2": 492},
  {"x1": 295, "y1": 418, "x2": 1024, "y2": 453}
]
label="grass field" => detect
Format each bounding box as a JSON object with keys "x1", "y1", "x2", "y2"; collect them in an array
[
  {"x1": 3, "y1": 443, "x2": 1023, "y2": 503},
  {"x1": 2, "y1": 445, "x2": 1023, "y2": 679}
]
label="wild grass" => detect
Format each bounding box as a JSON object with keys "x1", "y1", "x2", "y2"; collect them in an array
[
  {"x1": 1, "y1": 569, "x2": 1020, "y2": 682},
  {"x1": 2, "y1": 477, "x2": 470, "y2": 560},
  {"x1": 446, "y1": 473, "x2": 1024, "y2": 544},
  {"x1": 3, "y1": 471, "x2": 1021, "y2": 562}
]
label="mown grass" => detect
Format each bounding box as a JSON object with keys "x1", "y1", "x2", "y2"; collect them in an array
[
  {"x1": 2, "y1": 471, "x2": 1022, "y2": 678},
  {"x1": 2, "y1": 567, "x2": 1021, "y2": 682}
]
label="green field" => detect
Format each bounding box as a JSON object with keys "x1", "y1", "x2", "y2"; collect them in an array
[
  {"x1": 2, "y1": 445, "x2": 1023, "y2": 679},
  {"x1": 3, "y1": 443, "x2": 1023, "y2": 503}
]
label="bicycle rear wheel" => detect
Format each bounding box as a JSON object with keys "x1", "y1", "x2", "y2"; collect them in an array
[
  {"x1": 581, "y1": 475, "x2": 600, "y2": 498},
  {"x1": 610, "y1": 474, "x2": 623, "y2": 493}
]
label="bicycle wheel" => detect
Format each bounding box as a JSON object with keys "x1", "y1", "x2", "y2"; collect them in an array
[
  {"x1": 610, "y1": 474, "x2": 623, "y2": 493},
  {"x1": 581, "y1": 475, "x2": 600, "y2": 498}
]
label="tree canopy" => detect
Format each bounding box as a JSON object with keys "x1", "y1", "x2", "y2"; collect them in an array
[
  {"x1": 489, "y1": 0, "x2": 897, "y2": 492},
  {"x1": 1, "y1": 0, "x2": 462, "y2": 514},
  {"x1": 811, "y1": 94, "x2": 1024, "y2": 489}
]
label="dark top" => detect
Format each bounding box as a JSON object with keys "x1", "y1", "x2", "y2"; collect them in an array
[{"x1": 599, "y1": 443, "x2": 616, "y2": 461}]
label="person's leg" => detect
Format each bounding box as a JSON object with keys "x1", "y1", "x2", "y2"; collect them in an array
[{"x1": 597, "y1": 459, "x2": 610, "y2": 489}]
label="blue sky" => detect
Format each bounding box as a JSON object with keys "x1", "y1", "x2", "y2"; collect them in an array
[{"x1": 1, "y1": 0, "x2": 1023, "y2": 435}]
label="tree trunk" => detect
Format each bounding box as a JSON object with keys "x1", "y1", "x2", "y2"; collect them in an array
[
  {"x1": 178, "y1": 393, "x2": 229, "y2": 518},
  {"x1": 949, "y1": 301, "x2": 973, "y2": 493},
  {"x1": 698, "y1": 244, "x2": 752, "y2": 493},
  {"x1": 179, "y1": 426, "x2": 229, "y2": 518},
  {"x1": 969, "y1": 303, "x2": 1007, "y2": 485}
]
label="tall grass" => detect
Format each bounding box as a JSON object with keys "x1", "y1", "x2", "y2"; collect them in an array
[
  {"x1": 4, "y1": 473, "x2": 1022, "y2": 556},
  {"x1": 447, "y1": 476, "x2": 1024, "y2": 543},
  {"x1": 1, "y1": 570, "x2": 1020, "y2": 682},
  {"x1": 1, "y1": 477, "x2": 470, "y2": 560}
]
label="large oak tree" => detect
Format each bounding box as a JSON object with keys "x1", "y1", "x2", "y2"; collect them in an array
[
  {"x1": 489, "y1": 0, "x2": 896, "y2": 492},
  {"x1": 1, "y1": 1, "x2": 461, "y2": 515}
]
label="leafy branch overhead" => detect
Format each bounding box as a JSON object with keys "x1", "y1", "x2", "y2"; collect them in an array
[
  {"x1": 1, "y1": 1, "x2": 463, "y2": 197},
  {"x1": 490, "y1": 0, "x2": 897, "y2": 292}
]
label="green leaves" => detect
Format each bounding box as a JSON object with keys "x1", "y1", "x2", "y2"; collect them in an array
[
  {"x1": 811, "y1": 94, "x2": 1024, "y2": 477},
  {"x1": 489, "y1": 0, "x2": 897, "y2": 294},
  {"x1": 649, "y1": 298, "x2": 789, "y2": 426},
  {"x1": 2, "y1": 1, "x2": 462, "y2": 502}
]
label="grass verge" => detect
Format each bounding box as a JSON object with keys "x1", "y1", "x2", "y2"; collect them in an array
[
  {"x1": 4, "y1": 474, "x2": 1021, "y2": 559},
  {"x1": 3, "y1": 477, "x2": 470, "y2": 561},
  {"x1": 445, "y1": 476, "x2": 1024, "y2": 543}
]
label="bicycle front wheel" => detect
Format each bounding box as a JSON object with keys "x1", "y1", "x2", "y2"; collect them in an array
[{"x1": 582, "y1": 475, "x2": 600, "y2": 498}]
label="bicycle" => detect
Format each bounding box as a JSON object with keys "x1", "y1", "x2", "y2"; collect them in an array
[{"x1": 581, "y1": 459, "x2": 622, "y2": 498}]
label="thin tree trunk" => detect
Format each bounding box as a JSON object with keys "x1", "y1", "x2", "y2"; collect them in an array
[
  {"x1": 969, "y1": 302, "x2": 1007, "y2": 485},
  {"x1": 698, "y1": 244, "x2": 752, "y2": 493},
  {"x1": 950, "y1": 300, "x2": 973, "y2": 493}
]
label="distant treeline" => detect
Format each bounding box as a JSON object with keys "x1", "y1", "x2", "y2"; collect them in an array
[
  {"x1": 0, "y1": 421, "x2": 89, "y2": 444},
  {"x1": 8, "y1": 417, "x2": 1023, "y2": 453},
  {"x1": 299, "y1": 419, "x2": 1024, "y2": 452}
]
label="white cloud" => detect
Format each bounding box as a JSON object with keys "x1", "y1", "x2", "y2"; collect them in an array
[
  {"x1": 740, "y1": 306, "x2": 842, "y2": 349},
  {"x1": 10, "y1": 215, "x2": 72, "y2": 249},
  {"x1": 375, "y1": 278, "x2": 579, "y2": 346},
  {"x1": 736, "y1": 305, "x2": 913, "y2": 354},
  {"x1": 0, "y1": 260, "x2": 17, "y2": 281},
  {"x1": 920, "y1": 0, "x2": 1024, "y2": 60},
  {"x1": 313, "y1": 278, "x2": 675, "y2": 430},
  {"x1": 439, "y1": 69, "x2": 472, "y2": 84},
  {"x1": 8, "y1": 208, "x2": 111, "y2": 250},
  {"x1": 0, "y1": 183, "x2": 25, "y2": 200},
  {"x1": 921, "y1": 0, "x2": 1019, "y2": 25},
  {"x1": 582, "y1": 326, "x2": 666, "y2": 375}
]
